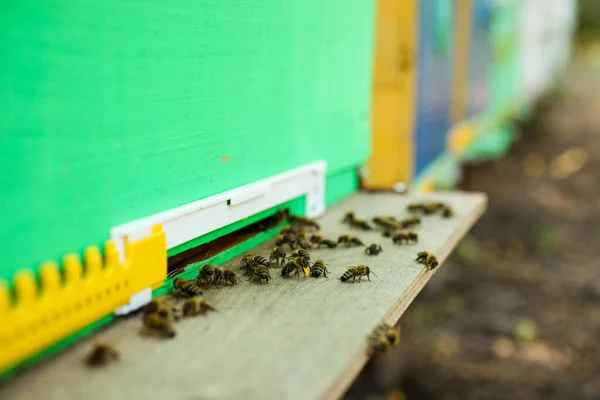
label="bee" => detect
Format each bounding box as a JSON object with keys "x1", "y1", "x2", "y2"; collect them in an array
[
  {"x1": 251, "y1": 255, "x2": 270, "y2": 268},
  {"x1": 441, "y1": 205, "x2": 454, "y2": 218},
  {"x1": 143, "y1": 296, "x2": 181, "y2": 321},
  {"x1": 241, "y1": 252, "x2": 256, "y2": 274},
  {"x1": 382, "y1": 228, "x2": 398, "y2": 238},
  {"x1": 280, "y1": 225, "x2": 298, "y2": 235},
  {"x1": 85, "y1": 342, "x2": 119, "y2": 367},
  {"x1": 369, "y1": 323, "x2": 401, "y2": 355},
  {"x1": 248, "y1": 264, "x2": 272, "y2": 284},
  {"x1": 269, "y1": 246, "x2": 287, "y2": 266},
  {"x1": 416, "y1": 251, "x2": 438, "y2": 269},
  {"x1": 296, "y1": 231, "x2": 313, "y2": 250},
  {"x1": 275, "y1": 234, "x2": 297, "y2": 250},
  {"x1": 364, "y1": 243, "x2": 383, "y2": 255},
  {"x1": 182, "y1": 297, "x2": 216, "y2": 316},
  {"x1": 196, "y1": 264, "x2": 216, "y2": 284},
  {"x1": 310, "y1": 235, "x2": 337, "y2": 249},
  {"x1": 342, "y1": 212, "x2": 372, "y2": 230},
  {"x1": 281, "y1": 258, "x2": 303, "y2": 278},
  {"x1": 407, "y1": 203, "x2": 425, "y2": 214},
  {"x1": 214, "y1": 268, "x2": 238, "y2": 286},
  {"x1": 400, "y1": 217, "x2": 421, "y2": 228},
  {"x1": 291, "y1": 249, "x2": 310, "y2": 260},
  {"x1": 340, "y1": 265, "x2": 377, "y2": 283},
  {"x1": 372, "y1": 217, "x2": 401, "y2": 230},
  {"x1": 289, "y1": 215, "x2": 320, "y2": 230},
  {"x1": 142, "y1": 312, "x2": 177, "y2": 338},
  {"x1": 337, "y1": 235, "x2": 364, "y2": 247},
  {"x1": 172, "y1": 278, "x2": 203, "y2": 297},
  {"x1": 309, "y1": 260, "x2": 329, "y2": 278},
  {"x1": 392, "y1": 231, "x2": 418, "y2": 245},
  {"x1": 349, "y1": 218, "x2": 373, "y2": 231}
]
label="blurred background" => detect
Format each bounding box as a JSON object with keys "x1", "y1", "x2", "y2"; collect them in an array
[{"x1": 346, "y1": 2, "x2": 600, "y2": 399}]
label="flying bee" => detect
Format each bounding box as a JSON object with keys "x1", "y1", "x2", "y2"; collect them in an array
[
  {"x1": 392, "y1": 231, "x2": 418, "y2": 245},
  {"x1": 342, "y1": 211, "x2": 355, "y2": 224},
  {"x1": 309, "y1": 259, "x2": 329, "y2": 278},
  {"x1": 85, "y1": 342, "x2": 119, "y2": 367},
  {"x1": 143, "y1": 296, "x2": 181, "y2": 321},
  {"x1": 337, "y1": 235, "x2": 364, "y2": 247},
  {"x1": 214, "y1": 268, "x2": 238, "y2": 286},
  {"x1": 441, "y1": 205, "x2": 454, "y2": 218},
  {"x1": 400, "y1": 217, "x2": 421, "y2": 228},
  {"x1": 416, "y1": 251, "x2": 438, "y2": 269},
  {"x1": 172, "y1": 278, "x2": 203, "y2": 298},
  {"x1": 196, "y1": 264, "x2": 216, "y2": 285},
  {"x1": 269, "y1": 246, "x2": 287, "y2": 266},
  {"x1": 340, "y1": 265, "x2": 377, "y2": 283},
  {"x1": 364, "y1": 243, "x2": 383, "y2": 255},
  {"x1": 281, "y1": 258, "x2": 303, "y2": 278},
  {"x1": 182, "y1": 297, "x2": 216, "y2": 317},
  {"x1": 142, "y1": 312, "x2": 176, "y2": 338},
  {"x1": 248, "y1": 264, "x2": 272, "y2": 284},
  {"x1": 369, "y1": 323, "x2": 401, "y2": 355},
  {"x1": 288, "y1": 215, "x2": 320, "y2": 231}
]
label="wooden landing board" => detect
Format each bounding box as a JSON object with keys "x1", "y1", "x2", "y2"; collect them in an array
[{"x1": 0, "y1": 192, "x2": 487, "y2": 400}]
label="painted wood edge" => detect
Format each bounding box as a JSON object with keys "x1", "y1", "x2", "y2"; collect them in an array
[{"x1": 320, "y1": 192, "x2": 488, "y2": 400}]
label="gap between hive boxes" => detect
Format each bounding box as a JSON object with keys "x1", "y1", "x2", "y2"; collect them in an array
[{"x1": 0, "y1": 191, "x2": 486, "y2": 400}]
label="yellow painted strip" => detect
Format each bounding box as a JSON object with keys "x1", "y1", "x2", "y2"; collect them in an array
[
  {"x1": 450, "y1": 0, "x2": 474, "y2": 125},
  {"x1": 0, "y1": 225, "x2": 167, "y2": 371},
  {"x1": 365, "y1": 0, "x2": 417, "y2": 189}
]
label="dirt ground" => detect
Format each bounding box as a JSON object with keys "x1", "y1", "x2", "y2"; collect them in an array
[{"x1": 345, "y1": 45, "x2": 600, "y2": 400}]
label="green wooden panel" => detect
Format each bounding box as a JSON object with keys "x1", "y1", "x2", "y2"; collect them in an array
[{"x1": 0, "y1": 1, "x2": 375, "y2": 280}]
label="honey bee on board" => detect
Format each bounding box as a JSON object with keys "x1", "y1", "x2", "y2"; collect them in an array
[
  {"x1": 214, "y1": 268, "x2": 238, "y2": 286},
  {"x1": 382, "y1": 228, "x2": 398, "y2": 238},
  {"x1": 441, "y1": 205, "x2": 454, "y2": 218},
  {"x1": 295, "y1": 231, "x2": 313, "y2": 250},
  {"x1": 288, "y1": 215, "x2": 320, "y2": 231},
  {"x1": 281, "y1": 258, "x2": 303, "y2": 278},
  {"x1": 275, "y1": 234, "x2": 297, "y2": 250},
  {"x1": 280, "y1": 225, "x2": 298, "y2": 235},
  {"x1": 310, "y1": 234, "x2": 338, "y2": 249},
  {"x1": 368, "y1": 323, "x2": 400, "y2": 355},
  {"x1": 309, "y1": 259, "x2": 329, "y2": 278},
  {"x1": 400, "y1": 217, "x2": 421, "y2": 229},
  {"x1": 337, "y1": 235, "x2": 364, "y2": 247},
  {"x1": 291, "y1": 249, "x2": 310, "y2": 260},
  {"x1": 342, "y1": 211, "x2": 372, "y2": 231},
  {"x1": 196, "y1": 264, "x2": 216, "y2": 285},
  {"x1": 364, "y1": 243, "x2": 383, "y2": 256},
  {"x1": 85, "y1": 342, "x2": 120, "y2": 367},
  {"x1": 241, "y1": 252, "x2": 256, "y2": 274},
  {"x1": 269, "y1": 246, "x2": 288, "y2": 266},
  {"x1": 251, "y1": 255, "x2": 270, "y2": 268},
  {"x1": 143, "y1": 296, "x2": 181, "y2": 321},
  {"x1": 340, "y1": 265, "x2": 377, "y2": 283},
  {"x1": 392, "y1": 231, "x2": 418, "y2": 245},
  {"x1": 142, "y1": 312, "x2": 177, "y2": 338},
  {"x1": 372, "y1": 216, "x2": 402, "y2": 231},
  {"x1": 248, "y1": 264, "x2": 272, "y2": 284},
  {"x1": 182, "y1": 297, "x2": 216, "y2": 317},
  {"x1": 416, "y1": 251, "x2": 439, "y2": 269},
  {"x1": 172, "y1": 278, "x2": 203, "y2": 298}
]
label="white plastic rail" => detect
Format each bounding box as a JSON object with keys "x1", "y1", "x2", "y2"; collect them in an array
[{"x1": 110, "y1": 160, "x2": 327, "y2": 261}]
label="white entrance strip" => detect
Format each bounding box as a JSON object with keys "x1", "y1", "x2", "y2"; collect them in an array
[{"x1": 110, "y1": 160, "x2": 327, "y2": 262}]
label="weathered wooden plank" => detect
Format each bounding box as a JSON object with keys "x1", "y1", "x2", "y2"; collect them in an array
[{"x1": 0, "y1": 192, "x2": 486, "y2": 400}]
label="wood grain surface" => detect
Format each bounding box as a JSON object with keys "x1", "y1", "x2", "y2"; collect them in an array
[{"x1": 0, "y1": 192, "x2": 486, "y2": 400}]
